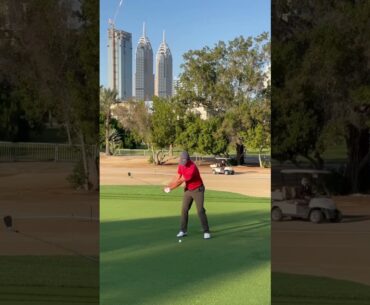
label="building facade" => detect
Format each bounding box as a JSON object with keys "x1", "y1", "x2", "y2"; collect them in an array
[
  {"x1": 135, "y1": 23, "x2": 154, "y2": 101},
  {"x1": 108, "y1": 27, "x2": 132, "y2": 100},
  {"x1": 155, "y1": 31, "x2": 172, "y2": 98}
]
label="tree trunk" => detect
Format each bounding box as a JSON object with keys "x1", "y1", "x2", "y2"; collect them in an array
[
  {"x1": 236, "y1": 143, "x2": 245, "y2": 165},
  {"x1": 65, "y1": 121, "x2": 72, "y2": 145},
  {"x1": 169, "y1": 144, "x2": 173, "y2": 157},
  {"x1": 88, "y1": 146, "x2": 99, "y2": 191},
  {"x1": 303, "y1": 154, "x2": 321, "y2": 169},
  {"x1": 151, "y1": 146, "x2": 158, "y2": 165},
  {"x1": 258, "y1": 147, "x2": 263, "y2": 168},
  {"x1": 105, "y1": 110, "x2": 110, "y2": 156},
  {"x1": 313, "y1": 151, "x2": 324, "y2": 169},
  {"x1": 345, "y1": 126, "x2": 369, "y2": 193},
  {"x1": 78, "y1": 130, "x2": 89, "y2": 191},
  {"x1": 48, "y1": 110, "x2": 53, "y2": 128},
  {"x1": 62, "y1": 89, "x2": 72, "y2": 145}
]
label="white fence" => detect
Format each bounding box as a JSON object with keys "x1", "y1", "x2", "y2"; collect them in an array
[
  {"x1": 113, "y1": 149, "x2": 186, "y2": 157},
  {"x1": 0, "y1": 142, "x2": 97, "y2": 162},
  {"x1": 113, "y1": 149, "x2": 152, "y2": 156}
]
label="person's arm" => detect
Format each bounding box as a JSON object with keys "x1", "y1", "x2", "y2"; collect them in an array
[{"x1": 167, "y1": 174, "x2": 186, "y2": 190}]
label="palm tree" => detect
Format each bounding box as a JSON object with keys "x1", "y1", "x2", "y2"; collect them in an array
[{"x1": 100, "y1": 86, "x2": 118, "y2": 155}]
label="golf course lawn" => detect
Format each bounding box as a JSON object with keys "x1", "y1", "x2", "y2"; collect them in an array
[
  {"x1": 0, "y1": 256, "x2": 98, "y2": 304},
  {"x1": 272, "y1": 272, "x2": 370, "y2": 305},
  {"x1": 101, "y1": 185, "x2": 270, "y2": 305}
]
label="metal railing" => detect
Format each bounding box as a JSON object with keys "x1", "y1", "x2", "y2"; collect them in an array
[{"x1": 0, "y1": 142, "x2": 97, "y2": 162}]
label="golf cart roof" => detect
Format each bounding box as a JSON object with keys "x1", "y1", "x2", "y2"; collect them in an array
[{"x1": 280, "y1": 169, "x2": 330, "y2": 175}]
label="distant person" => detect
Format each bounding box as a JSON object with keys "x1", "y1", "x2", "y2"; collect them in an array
[
  {"x1": 164, "y1": 151, "x2": 211, "y2": 239},
  {"x1": 300, "y1": 177, "x2": 313, "y2": 198}
]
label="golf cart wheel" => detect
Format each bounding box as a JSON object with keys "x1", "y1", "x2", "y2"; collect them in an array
[
  {"x1": 271, "y1": 207, "x2": 283, "y2": 221},
  {"x1": 330, "y1": 210, "x2": 342, "y2": 223},
  {"x1": 225, "y1": 171, "x2": 229, "y2": 175},
  {"x1": 309, "y1": 209, "x2": 324, "y2": 223},
  {"x1": 212, "y1": 170, "x2": 216, "y2": 175}
]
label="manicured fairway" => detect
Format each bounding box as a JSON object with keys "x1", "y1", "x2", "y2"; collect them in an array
[
  {"x1": 272, "y1": 273, "x2": 370, "y2": 305},
  {"x1": 0, "y1": 256, "x2": 98, "y2": 304},
  {"x1": 101, "y1": 186, "x2": 270, "y2": 305}
]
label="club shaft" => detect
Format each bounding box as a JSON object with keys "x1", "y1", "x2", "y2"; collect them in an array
[{"x1": 129, "y1": 174, "x2": 155, "y2": 186}]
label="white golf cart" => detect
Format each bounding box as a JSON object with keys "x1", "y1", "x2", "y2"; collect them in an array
[
  {"x1": 210, "y1": 157, "x2": 235, "y2": 175},
  {"x1": 271, "y1": 169, "x2": 342, "y2": 223}
]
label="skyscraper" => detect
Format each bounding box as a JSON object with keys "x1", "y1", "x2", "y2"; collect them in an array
[
  {"x1": 155, "y1": 31, "x2": 172, "y2": 98},
  {"x1": 108, "y1": 26, "x2": 132, "y2": 100},
  {"x1": 135, "y1": 22, "x2": 154, "y2": 101}
]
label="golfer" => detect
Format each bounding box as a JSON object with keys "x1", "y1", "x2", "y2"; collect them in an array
[
  {"x1": 300, "y1": 177, "x2": 313, "y2": 198},
  {"x1": 165, "y1": 151, "x2": 211, "y2": 239}
]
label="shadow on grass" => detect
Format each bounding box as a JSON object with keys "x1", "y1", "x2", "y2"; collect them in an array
[
  {"x1": 101, "y1": 211, "x2": 270, "y2": 305},
  {"x1": 0, "y1": 256, "x2": 98, "y2": 304},
  {"x1": 272, "y1": 272, "x2": 370, "y2": 305}
]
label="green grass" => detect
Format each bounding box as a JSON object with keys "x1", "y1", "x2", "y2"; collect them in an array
[
  {"x1": 272, "y1": 273, "x2": 370, "y2": 305},
  {"x1": 101, "y1": 186, "x2": 270, "y2": 305},
  {"x1": 0, "y1": 256, "x2": 98, "y2": 304}
]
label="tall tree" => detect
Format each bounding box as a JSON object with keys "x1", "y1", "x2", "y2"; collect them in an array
[
  {"x1": 67, "y1": 0, "x2": 100, "y2": 190},
  {"x1": 0, "y1": 0, "x2": 100, "y2": 190},
  {"x1": 176, "y1": 34, "x2": 270, "y2": 163},
  {"x1": 115, "y1": 100, "x2": 152, "y2": 149},
  {"x1": 198, "y1": 117, "x2": 229, "y2": 156},
  {"x1": 150, "y1": 97, "x2": 178, "y2": 164},
  {"x1": 244, "y1": 98, "x2": 271, "y2": 167},
  {"x1": 272, "y1": 0, "x2": 370, "y2": 192},
  {"x1": 100, "y1": 87, "x2": 118, "y2": 155}
]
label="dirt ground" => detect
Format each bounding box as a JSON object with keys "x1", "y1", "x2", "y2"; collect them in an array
[
  {"x1": 100, "y1": 155, "x2": 271, "y2": 197},
  {"x1": 0, "y1": 162, "x2": 99, "y2": 255}
]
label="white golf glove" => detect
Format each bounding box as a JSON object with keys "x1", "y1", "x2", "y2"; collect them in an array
[{"x1": 164, "y1": 187, "x2": 171, "y2": 193}]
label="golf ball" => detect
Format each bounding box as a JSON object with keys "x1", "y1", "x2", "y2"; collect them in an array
[{"x1": 178, "y1": 239, "x2": 182, "y2": 243}]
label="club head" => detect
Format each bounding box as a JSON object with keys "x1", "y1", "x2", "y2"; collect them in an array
[
  {"x1": 3, "y1": 215, "x2": 12, "y2": 230},
  {"x1": 128, "y1": 172, "x2": 131, "y2": 177}
]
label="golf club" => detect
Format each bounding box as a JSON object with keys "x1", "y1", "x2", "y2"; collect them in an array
[
  {"x1": 128, "y1": 171, "x2": 170, "y2": 193},
  {"x1": 3, "y1": 215, "x2": 98, "y2": 263},
  {"x1": 127, "y1": 171, "x2": 158, "y2": 186}
]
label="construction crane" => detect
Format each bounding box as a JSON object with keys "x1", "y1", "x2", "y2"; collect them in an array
[{"x1": 108, "y1": 0, "x2": 124, "y2": 28}]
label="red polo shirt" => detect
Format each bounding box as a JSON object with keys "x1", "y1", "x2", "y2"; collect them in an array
[{"x1": 178, "y1": 160, "x2": 203, "y2": 190}]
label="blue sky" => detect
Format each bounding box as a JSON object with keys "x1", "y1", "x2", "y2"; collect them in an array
[{"x1": 100, "y1": 0, "x2": 270, "y2": 87}]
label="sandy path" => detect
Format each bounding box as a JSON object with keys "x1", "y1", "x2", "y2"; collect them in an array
[{"x1": 100, "y1": 155, "x2": 271, "y2": 197}]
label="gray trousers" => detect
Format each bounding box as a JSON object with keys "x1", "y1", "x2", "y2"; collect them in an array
[{"x1": 180, "y1": 185, "x2": 210, "y2": 233}]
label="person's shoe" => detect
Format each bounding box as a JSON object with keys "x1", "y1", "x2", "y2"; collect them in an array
[
  {"x1": 176, "y1": 231, "x2": 187, "y2": 238},
  {"x1": 203, "y1": 232, "x2": 211, "y2": 239}
]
